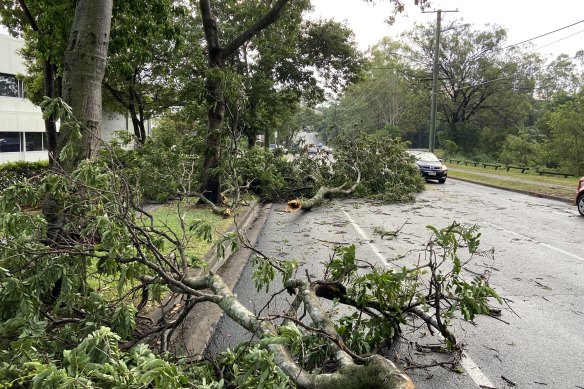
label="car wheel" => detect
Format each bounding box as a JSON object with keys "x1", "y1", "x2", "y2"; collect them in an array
[
  {"x1": 578, "y1": 194, "x2": 584, "y2": 216},
  {"x1": 438, "y1": 178, "x2": 446, "y2": 184}
]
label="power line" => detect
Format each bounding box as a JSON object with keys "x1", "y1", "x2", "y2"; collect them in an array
[
  {"x1": 529, "y1": 28, "x2": 584, "y2": 53},
  {"x1": 503, "y1": 18, "x2": 584, "y2": 50}
]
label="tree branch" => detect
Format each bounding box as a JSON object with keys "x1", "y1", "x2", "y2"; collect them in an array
[{"x1": 221, "y1": 0, "x2": 291, "y2": 60}]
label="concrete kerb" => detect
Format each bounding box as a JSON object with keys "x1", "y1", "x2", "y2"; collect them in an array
[
  {"x1": 449, "y1": 176, "x2": 573, "y2": 204},
  {"x1": 202, "y1": 199, "x2": 264, "y2": 274},
  {"x1": 163, "y1": 200, "x2": 271, "y2": 359}
]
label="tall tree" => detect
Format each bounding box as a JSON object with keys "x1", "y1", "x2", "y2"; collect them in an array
[
  {"x1": 547, "y1": 91, "x2": 584, "y2": 174},
  {"x1": 196, "y1": 0, "x2": 430, "y2": 204},
  {"x1": 197, "y1": 0, "x2": 296, "y2": 204},
  {"x1": 237, "y1": 16, "x2": 364, "y2": 149},
  {"x1": 333, "y1": 38, "x2": 427, "y2": 143},
  {"x1": 404, "y1": 21, "x2": 538, "y2": 151},
  {"x1": 537, "y1": 52, "x2": 584, "y2": 101},
  {"x1": 102, "y1": 0, "x2": 190, "y2": 144},
  {"x1": 41, "y1": 0, "x2": 112, "y2": 245}
]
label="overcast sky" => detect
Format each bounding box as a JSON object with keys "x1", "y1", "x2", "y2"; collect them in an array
[{"x1": 310, "y1": 0, "x2": 584, "y2": 60}]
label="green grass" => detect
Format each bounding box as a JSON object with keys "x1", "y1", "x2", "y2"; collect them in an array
[
  {"x1": 447, "y1": 164, "x2": 577, "y2": 201},
  {"x1": 89, "y1": 201, "x2": 237, "y2": 301},
  {"x1": 143, "y1": 201, "x2": 235, "y2": 260}
]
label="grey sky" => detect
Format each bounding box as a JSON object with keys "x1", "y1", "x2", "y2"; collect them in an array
[{"x1": 310, "y1": 0, "x2": 584, "y2": 60}]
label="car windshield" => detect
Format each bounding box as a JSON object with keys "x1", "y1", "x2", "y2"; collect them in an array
[{"x1": 415, "y1": 152, "x2": 440, "y2": 162}]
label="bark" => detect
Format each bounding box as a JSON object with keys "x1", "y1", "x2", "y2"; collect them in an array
[
  {"x1": 56, "y1": 0, "x2": 113, "y2": 172},
  {"x1": 43, "y1": 0, "x2": 112, "y2": 243},
  {"x1": 128, "y1": 80, "x2": 147, "y2": 143},
  {"x1": 17, "y1": 1, "x2": 60, "y2": 167},
  {"x1": 287, "y1": 168, "x2": 361, "y2": 211},
  {"x1": 43, "y1": 61, "x2": 59, "y2": 168}
]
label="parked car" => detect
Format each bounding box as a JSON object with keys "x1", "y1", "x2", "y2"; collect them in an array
[
  {"x1": 576, "y1": 176, "x2": 584, "y2": 216},
  {"x1": 406, "y1": 150, "x2": 448, "y2": 183},
  {"x1": 307, "y1": 143, "x2": 318, "y2": 157}
]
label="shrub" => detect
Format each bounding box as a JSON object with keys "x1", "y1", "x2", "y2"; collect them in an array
[
  {"x1": 98, "y1": 128, "x2": 204, "y2": 203},
  {"x1": 0, "y1": 160, "x2": 49, "y2": 191}
]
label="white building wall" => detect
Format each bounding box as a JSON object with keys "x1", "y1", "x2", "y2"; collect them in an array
[
  {"x1": 0, "y1": 33, "x2": 26, "y2": 74},
  {"x1": 0, "y1": 33, "x2": 46, "y2": 163}
]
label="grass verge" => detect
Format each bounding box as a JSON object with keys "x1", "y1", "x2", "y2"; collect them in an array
[
  {"x1": 143, "y1": 201, "x2": 235, "y2": 261},
  {"x1": 447, "y1": 164, "x2": 577, "y2": 202}
]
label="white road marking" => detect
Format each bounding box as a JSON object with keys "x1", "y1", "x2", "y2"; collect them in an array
[
  {"x1": 341, "y1": 209, "x2": 392, "y2": 267},
  {"x1": 459, "y1": 353, "x2": 496, "y2": 388},
  {"x1": 486, "y1": 223, "x2": 584, "y2": 263},
  {"x1": 342, "y1": 208, "x2": 495, "y2": 388}
]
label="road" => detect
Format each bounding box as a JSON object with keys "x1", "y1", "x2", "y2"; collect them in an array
[{"x1": 209, "y1": 179, "x2": 584, "y2": 388}]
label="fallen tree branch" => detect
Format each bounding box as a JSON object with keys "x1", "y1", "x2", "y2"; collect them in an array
[
  {"x1": 185, "y1": 191, "x2": 232, "y2": 217},
  {"x1": 178, "y1": 274, "x2": 414, "y2": 389},
  {"x1": 287, "y1": 167, "x2": 361, "y2": 211},
  {"x1": 408, "y1": 306, "x2": 457, "y2": 346}
]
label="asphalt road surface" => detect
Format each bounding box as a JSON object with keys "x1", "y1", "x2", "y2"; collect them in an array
[{"x1": 210, "y1": 179, "x2": 584, "y2": 388}]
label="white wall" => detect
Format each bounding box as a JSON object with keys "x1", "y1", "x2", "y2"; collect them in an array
[
  {"x1": 0, "y1": 33, "x2": 26, "y2": 74},
  {"x1": 0, "y1": 33, "x2": 47, "y2": 163}
]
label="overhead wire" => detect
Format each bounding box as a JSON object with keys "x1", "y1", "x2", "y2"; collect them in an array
[
  {"x1": 502, "y1": 18, "x2": 584, "y2": 50},
  {"x1": 529, "y1": 28, "x2": 584, "y2": 53}
]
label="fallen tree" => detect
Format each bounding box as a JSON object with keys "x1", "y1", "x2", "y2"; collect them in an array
[{"x1": 0, "y1": 157, "x2": 501, "y2": 387}]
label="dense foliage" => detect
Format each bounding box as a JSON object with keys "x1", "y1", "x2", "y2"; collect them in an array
[
  {"x1": 0, "y1": 156, "x2": 498, "y2": 387},
  {"x1": 231, "y1": 130, "x2": 424, "y2": 203},
  {"x1": 0, "y1": 161, "x2": 49, "y2": 191},
  {"x1": 100, "y1": 123, "x2": 205, "y2": 203},
  {"x1": 3, "y1": 0, "x2": 579, "y2": 386},
  {"x1": 307, "y1": 22, "x2": 583, "y2": 175}
]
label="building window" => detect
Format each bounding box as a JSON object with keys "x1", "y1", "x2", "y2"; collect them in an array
[
  {"x1": 25, "y1": 132, "x2": 46, "y2": 151},
  {"x1": 0, "y1": 73, "x2": 24, "y2": 98},
  {"x1": 0, "y1": 132, "x2": 22, "y2": 152}
]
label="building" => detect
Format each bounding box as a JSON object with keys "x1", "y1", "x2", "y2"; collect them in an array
[
  {"x1": 0, "y1": 33, "x2": 150, "y2": 164},
  {"x1": 0, "y1": 34, "x2": 46, "y2": 163}
]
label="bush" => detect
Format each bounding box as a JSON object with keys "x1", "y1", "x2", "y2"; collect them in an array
[
  {"x1": 332, "y1": 130, "x2": 425, "y2": 202},
  {"x1": 99, "y1": 128, "x2": 204, "y2": 203},
  {"x1": 233, "y1": 147, "x2": 298, "y2": 202},
  {"x1": 0, "y1": 160, "x2": 49, "y2": 191},
  {"x1": 498, "y1": 131, "x2": 540, "y2": 166}
]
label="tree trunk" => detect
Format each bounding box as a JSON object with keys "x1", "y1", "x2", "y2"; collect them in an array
[
  {"x1": 128, "y1": 103, "x2": 146, "y2": 144},
  {"x1": 198, "y1": 0, "x2": 223, "y2": 204},
  {"x1": 44, "y1": 0, "x2": 113, "y2": 243},
  {"x1": 43, "y1": 61, "x2": 59, "y2": 168},
  {"x1": 198, "y1": 0, "x2": 292, "y2": 203},
  {"x1": 128, "y1": 81, "x2": 147, "y2": 144},
  {"x1": 55, "y1": 0, "x2": 113, "y2": 172},
  {"x1": 16, "y1": 1, "x2": 60, "y2": 168}
]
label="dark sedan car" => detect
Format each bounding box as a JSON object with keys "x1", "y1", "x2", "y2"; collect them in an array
[
  {"x1": 407, "y1": 150, "x2": 448, "y2": 183},
  {"x1": 576, "y1": 176, "x2": 584, "y2": 216}
]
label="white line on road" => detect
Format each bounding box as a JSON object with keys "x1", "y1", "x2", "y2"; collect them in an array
[
  {"x1": 341, "y1": 209, "x2": 392, "y2": 267},
  {"x1": 341, "y1": 208, "x2": 495, "y2": 389},
  {"x1": 486, "y1": 223, "x2": 584, "y2": 263}
]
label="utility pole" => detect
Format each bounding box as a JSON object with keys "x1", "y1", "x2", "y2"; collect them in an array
[{"x1": 423, "y1": 8, "x2": 458, "y2": 152}]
